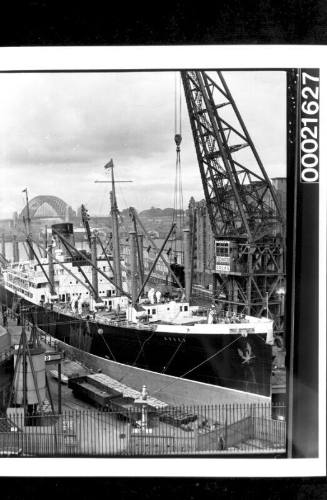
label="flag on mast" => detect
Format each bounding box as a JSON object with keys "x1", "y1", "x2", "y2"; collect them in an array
[
  {"x1": 22, "y1": 188, "x2": 27, "y2": 193},
  {"x1": 104, "y1": 159, "x2": 114, "y2": 170}
]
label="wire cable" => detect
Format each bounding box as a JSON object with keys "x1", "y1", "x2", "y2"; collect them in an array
[
  {"x1": 97, "y1": 329, "x2": 117, "y2": 362},
  {"x1": 151, "y1": 335, "x2": 242, "y2": 396},
  {"x1": 117, "y1": 329, "x2": 157, "y2": 385}
]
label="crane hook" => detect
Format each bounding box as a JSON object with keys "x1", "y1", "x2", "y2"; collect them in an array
[{"x1": 174, "y1": 133, "x2": 182, "y2": 152}]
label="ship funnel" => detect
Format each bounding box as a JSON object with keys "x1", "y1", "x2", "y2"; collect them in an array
[{"x1": 52, "y1": 223, "x2": 75, "y2": 256}]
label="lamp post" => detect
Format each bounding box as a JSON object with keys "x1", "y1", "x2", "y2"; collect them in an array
[{"x1": 134, "y1": 385, "x2": 152, "y2": 433}]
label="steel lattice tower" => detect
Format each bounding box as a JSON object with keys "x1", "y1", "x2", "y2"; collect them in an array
[{"x1": 182, "y1": 71, "x2": 286, "y2": 334}]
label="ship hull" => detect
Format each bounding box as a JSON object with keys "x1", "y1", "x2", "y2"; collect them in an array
[{"x1": 0, "y1": 285, "x2": 272, "y2": 397}]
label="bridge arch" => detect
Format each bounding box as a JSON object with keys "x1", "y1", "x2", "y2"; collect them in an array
[{"x1": 20, "y1": 195, "x2": 75, "y2": 220}]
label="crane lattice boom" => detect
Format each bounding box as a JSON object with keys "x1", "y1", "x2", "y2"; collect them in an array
[
  {"x1": 181, "y1": 71, "x2": 284, "y2": 242},
  {"x1": 182, "y1": 70, "x2": 286, "y2": 334}
]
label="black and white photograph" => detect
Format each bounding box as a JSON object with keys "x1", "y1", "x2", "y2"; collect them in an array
[{"x1": 0, "y1": 47, "x2": 324, "y2": 477}]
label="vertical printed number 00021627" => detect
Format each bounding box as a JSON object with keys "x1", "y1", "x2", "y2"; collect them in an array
[{"x1": 300, "y1": 70, "x2": 319, "y2": 183}]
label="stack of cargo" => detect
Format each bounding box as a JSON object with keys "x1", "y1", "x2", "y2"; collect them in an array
[
  {"x1": 68, "y1": 372, "x2": 168, "y2": 416},
  {"x1": 89, "y1": 373, "x2": 168, "y2": 410},
  {"x1": 159, "y1": 409, "x2": 198, "y2": 427}
]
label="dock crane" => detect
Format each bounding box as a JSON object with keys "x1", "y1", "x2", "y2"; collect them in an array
[{"x1": 181, "y1": 71, "x2": 286, "y2": 335}]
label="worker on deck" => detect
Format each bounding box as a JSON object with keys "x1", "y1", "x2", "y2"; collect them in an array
[{"x1": 155, "y1": 290, "x2": 161, "y2": 303}]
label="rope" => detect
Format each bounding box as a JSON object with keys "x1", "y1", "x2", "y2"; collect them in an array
[
  {"x1": 151, "y1": 335, "x2": 242, "y2": 396},
  {"x1": 161, "y1": 335, "x2": 186, "y2": 374},
  {"x1": 254, "y1": 332, "x2": 270, "y2": 343},
  {"x1": 131, "y1": 330, "x2": 157, "y2": 367},
  {"x1": 97, "y1": 329, "x2": 117, "y2": 362},
  {"x1": 117, "y1": 330, "x2": 157, "y2": 385}
]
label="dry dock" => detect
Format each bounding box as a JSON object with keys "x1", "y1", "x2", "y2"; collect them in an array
[{"x1": 1, "y1": 313, "x2": 286, "y2": 456}]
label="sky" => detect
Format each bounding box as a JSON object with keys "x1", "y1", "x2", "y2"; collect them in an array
[{"x1": 0, "y1": 70, "x2": 286, "y2": 219}]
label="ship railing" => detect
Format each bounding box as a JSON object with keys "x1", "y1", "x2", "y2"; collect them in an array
[
  {"x1": 94, "y1": 317, "x2": 155, "y2": 331},
  {"x1": 52, "y1": 303, "x2": 84, "y2": 316},
  {"x1": 214, "y1": 317, "x2": 250, "y2": 325},
  {"x1": 45, "y1": 303, "x2": 156, "y2": 331},
  {"x1": 53, "y1": 303, "x2": 70, "y2": 312}
]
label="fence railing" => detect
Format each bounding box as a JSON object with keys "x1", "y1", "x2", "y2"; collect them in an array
[{"x1": 0, "y1": 403, "x2": 286, "y2": 457}]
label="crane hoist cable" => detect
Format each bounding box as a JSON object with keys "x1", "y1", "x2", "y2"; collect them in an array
[{"x1": 172, "y1": 72, "x2": 184, "y2": 261}]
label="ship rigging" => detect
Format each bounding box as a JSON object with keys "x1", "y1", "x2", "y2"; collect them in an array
[{"x1": 0, "y1": 70, "x2": 283, "y2": 397}]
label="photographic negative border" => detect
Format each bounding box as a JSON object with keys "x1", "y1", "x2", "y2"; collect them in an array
[{"x1": 0, "y1": 46, "x2": 325, "y2": 477}]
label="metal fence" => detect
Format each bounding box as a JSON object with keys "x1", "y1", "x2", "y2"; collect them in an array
[{"x1": 0, "y1": 403, "x2": 286, "y2": 457}]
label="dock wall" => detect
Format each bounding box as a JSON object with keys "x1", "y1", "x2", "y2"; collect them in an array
[
  {"x1": 0, "y1": 325, "x2": 10, "y2": 353},
  {"x1": 41, "y1": 333, "x2": 270, "y2": 407}
]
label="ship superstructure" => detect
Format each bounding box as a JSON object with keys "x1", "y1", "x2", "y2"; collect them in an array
[
  {"x1": 2, "y1": 226, "x2": 129, "y2": 314},
  {"x1": 0, "y1": 243, "x2": 274, "y2": 397},
  {"x1": 0, "y1": 70, "x2": 284, "y2": 399}
]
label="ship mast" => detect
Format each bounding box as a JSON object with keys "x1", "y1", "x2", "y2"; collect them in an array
[
  {"x1": 23, "y1": 188, "x2": 34, "y2": 261},
  {"x1": 109, "y1": 161, "x2": 122, "y2": 292},
  {"x1": 95, "y1": 160, "x2": 133, "y2": 295}
]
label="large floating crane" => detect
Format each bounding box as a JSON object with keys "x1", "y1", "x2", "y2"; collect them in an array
[{"x1": 181, "y1": 70, "x2": 286, "y2": 335}]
